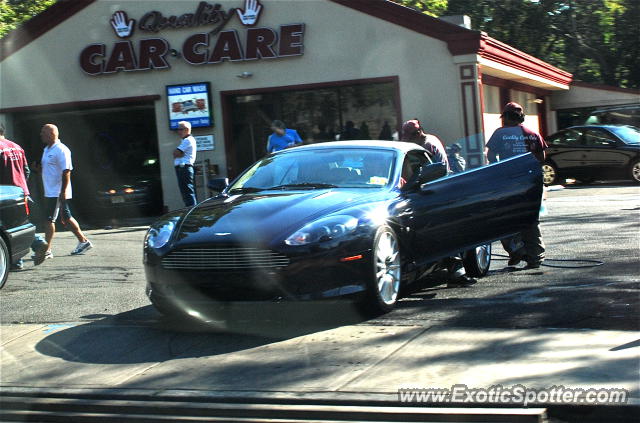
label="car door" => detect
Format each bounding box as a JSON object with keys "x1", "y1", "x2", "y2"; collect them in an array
[
  {"x1": 401, "y1": 153, "x2": 542, "y2": 264},
  {"x1": 546, "y1": 128, "x2": 585, "y2": 174},
  {"x1": 579, "y1": 128, "x2": 631, "y2": 179}
]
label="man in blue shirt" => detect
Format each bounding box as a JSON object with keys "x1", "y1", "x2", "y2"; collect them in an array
[
  {"x1": 267, "y1": 120, "x2": 303, "y2": 153},
  {"x1": 486, "y1": 102, "x2": 547, "y2": 269}
]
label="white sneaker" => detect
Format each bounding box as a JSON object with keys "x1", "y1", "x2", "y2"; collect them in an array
[{"x1": 71, "y1": 240, "x2": 93, "y2": 255}]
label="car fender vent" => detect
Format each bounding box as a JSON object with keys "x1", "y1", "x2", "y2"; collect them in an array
[{"x1": 161, "y1": 247, "x2": 290, "y2": 270}]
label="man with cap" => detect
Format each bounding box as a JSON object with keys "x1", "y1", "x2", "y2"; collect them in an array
[
  {"x1": 401, "y1": 119, "x2": 449, "y2": 171},
  {"x1": 401, "y1": 119, "x2": 475, "y2": 288},
  {"x1": 486, "y1": 102, "x2": 547, "y2": 269}
]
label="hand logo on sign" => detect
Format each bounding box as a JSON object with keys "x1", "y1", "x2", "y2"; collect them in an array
[
  {"x1": 110, "y1": 11, "x2": 135, "y2": 38},
  {"x1": 236, "y1": 0, "x2": 263, "y2": 26}
]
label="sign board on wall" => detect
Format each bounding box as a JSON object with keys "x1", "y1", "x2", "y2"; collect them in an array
[
  {"x1": 195, "y1": 135, "x2": 215, "y2": 151},
  {"x1": 79, "y1": 1, "x2": 306, "y2": 76},
  {"x1": 166, "y1": 82, "x2": 212, "y2": 129}
]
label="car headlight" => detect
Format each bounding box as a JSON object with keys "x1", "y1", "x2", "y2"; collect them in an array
[
  {"x1": 145, "y1": 217, "x2": 180, "y2": 249},
  {"x1": 285, "y1": 215, "x2": 358, "y2": 246}
]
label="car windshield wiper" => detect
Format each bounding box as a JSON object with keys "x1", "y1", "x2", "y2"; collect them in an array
[
  {"x1": 227, "y1": 186, "x2": 264, "y2": 194},
  {"x1": 266, "y1": 183, "x2": 338, "y2": 190}
]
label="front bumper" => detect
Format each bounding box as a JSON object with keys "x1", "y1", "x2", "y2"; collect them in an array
[{"x1": 144, "y1": 243, "x2": 372, "y2": 304}]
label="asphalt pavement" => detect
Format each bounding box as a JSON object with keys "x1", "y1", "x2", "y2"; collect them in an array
[{"x1": 1, "y1": 182, "x2": 638, "y2": 422}]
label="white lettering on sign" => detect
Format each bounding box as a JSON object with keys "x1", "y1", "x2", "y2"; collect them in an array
[{"x1": 195, "y1": 135, "x2": 215, "y2": 151}]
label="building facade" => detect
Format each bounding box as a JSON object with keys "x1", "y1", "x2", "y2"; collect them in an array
[{"x1": 0, "y1": 0, "x2": 572, "y2": 213}]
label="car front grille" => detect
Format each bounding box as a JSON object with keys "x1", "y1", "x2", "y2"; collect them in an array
[{"x1": 161, "y1": 247, "x2": 290, "y2": 270}]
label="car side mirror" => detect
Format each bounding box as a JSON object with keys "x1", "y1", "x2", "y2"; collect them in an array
[
  {"x1": 418, "y1": 162, "x2": 447, "y2": 185},
  {"x1": 208, "y1": 178, "x2": 229, "y2": 193}
]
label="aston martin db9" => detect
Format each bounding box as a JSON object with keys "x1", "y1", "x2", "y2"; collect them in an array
[{"x1": 144, "y1": 141, "x2": 542, "y2": 316}]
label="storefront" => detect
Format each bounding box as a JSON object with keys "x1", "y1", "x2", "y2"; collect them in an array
[{"x1": 0, "y1": 0, "x2": 572, "y2": 213}]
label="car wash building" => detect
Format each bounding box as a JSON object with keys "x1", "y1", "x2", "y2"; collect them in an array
[{"x1": 0, "y1": 0, "x2": 573, "y2": 214}]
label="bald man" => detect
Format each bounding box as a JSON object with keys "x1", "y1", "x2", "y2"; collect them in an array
[{"x1": 38, "y1": 124, "x2": 92, "y2": 262}]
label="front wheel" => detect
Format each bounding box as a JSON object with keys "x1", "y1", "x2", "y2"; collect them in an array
[
  {"x1": 630, "y1": 159, "x2": 640, "y2": 184},
  {"x1": 364, "y1": 226, "x2": 401, "y2": 314},
  {"x1": 462, "y1": 243, "x2": 492, "y2": 277},
  {"x1": 0, "y1": 237, "x2": 9, "y2": 290},
  {"x1": 542, "y1": 162, "x2": 558, "y2": 186}
]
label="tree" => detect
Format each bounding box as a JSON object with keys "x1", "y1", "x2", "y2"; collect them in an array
[
  {"x1": 0, "y1": 0, "x2": 56, "y2": 38},
  {"x1": 392, "y1": 0, "x2": 448, "y2": 17},
  {"x1": 390, "y1": 0, "x2": 639, "y2": 89}
]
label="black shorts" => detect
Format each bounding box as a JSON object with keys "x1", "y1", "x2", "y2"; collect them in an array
[{"x1": 44, "y1": 197, "x2": 73, "y2": 223}]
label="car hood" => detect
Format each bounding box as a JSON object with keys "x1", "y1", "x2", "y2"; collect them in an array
[{"x1": 173, "y1": 189, "x2": 390, "y2": 246}]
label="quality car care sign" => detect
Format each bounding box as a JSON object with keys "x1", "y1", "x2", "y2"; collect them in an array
[{"x1": 79, "y1": 0, "x2": 305, "y2": 76}]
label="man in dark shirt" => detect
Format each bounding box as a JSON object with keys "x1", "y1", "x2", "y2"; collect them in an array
[
  {"x1": 401, "y1": 119, "x2": 475, "y2": 287},
  {"x1": 486, "y1": 102, "x2": 547, "y2": 268}
]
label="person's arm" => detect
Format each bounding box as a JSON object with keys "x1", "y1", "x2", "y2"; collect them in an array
[
  {"x1": 531, "y1": 148, "x2": 545, "y2": 163},
  {"x1": 266, "y1": 135, "x2": 273, "y2": 153},
  {"x1": 485, "y1": 131, "x2": 499, "y2": 163},
  {"x1": 24, "y1": 161, "x2": 31, "y2": 180},
  {"x1": 292, "y1": 129, "x2": 303, "y2": 145},
  {"x1": 523, "y1": 127, "x2": 547, "y2": 163},
  {"x1": 486, "y1": 148, "x2": 498, "y2": 163},
  {"x1": 60, "y1": 169, "x2": 71, "y2": 200},
  {"x1": 173, "y1": 138, "x2": 188, "y2": 158}
]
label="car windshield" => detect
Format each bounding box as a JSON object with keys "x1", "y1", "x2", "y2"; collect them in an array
[
  {"x1": 228, "y1": 148, "x2": 397, "y2": 192},
  {"x1": 608, "y1": 126, "x2": 640, "y2": 144}
]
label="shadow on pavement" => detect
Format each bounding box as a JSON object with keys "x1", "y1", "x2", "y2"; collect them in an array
[{"x1": 35, "y1": 302, "x2": 369, "y2": 365}]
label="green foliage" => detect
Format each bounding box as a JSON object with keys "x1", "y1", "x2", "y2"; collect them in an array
[
  {"x1": 393, "y1": 0, "x2": 448, "y2": 17},
  {"x1": 0, "y1": 0, "x2": 56, "y2": 38},
  {"x1": 390, "y1": 0, "x2": 639, "y2": 89}
]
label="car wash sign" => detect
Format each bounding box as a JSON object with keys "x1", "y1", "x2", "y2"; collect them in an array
[{"x1": 79, "y1": 0, "x2": 305, "y2": 76}]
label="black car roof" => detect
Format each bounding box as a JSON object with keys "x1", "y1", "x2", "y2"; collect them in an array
[{"x1": 565, "y1": 124, "x2": 639, "y2": 131}]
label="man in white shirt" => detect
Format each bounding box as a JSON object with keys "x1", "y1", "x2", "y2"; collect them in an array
[
  {"x1": 173, "y1": 121, "x2": 197, "y2": 207},
  {"x1": 37, "y1": 124, "x2": 92, "y2": 261}
]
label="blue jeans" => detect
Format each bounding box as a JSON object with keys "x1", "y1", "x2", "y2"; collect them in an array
[
  {"x1": 175, "y1": 165, "x2": 197, "y2": 207},
  {"x1": 14, "y1": 234, "x2": 47, "y2": 267}
]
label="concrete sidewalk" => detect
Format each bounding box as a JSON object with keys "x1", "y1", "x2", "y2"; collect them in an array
[{"x1": 1, "y1": 319, "x2": 638, "y2": 404}]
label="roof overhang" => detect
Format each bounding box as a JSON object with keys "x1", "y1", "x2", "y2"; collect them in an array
[{"x1": 448, "y1": 33, "x2": 572, "y2": 90}]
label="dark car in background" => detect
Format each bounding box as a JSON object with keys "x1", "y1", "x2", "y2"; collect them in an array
[
  {"x1": 144, "y1": 141, "x2": 542, "y2": 318},
  {"x1": 95, "y1": 157, "x2": 163, "y2": 217},
  {"x1": 0, "y1": 185, "x2": 36, "y2": 289},
  {"x1": 542, "y1": 125, "x2": 640, "y2": 185}
]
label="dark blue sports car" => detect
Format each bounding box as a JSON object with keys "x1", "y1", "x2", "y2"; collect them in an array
[{"x1": 144, "y1": 141, "x2": 542, "y2": 316}]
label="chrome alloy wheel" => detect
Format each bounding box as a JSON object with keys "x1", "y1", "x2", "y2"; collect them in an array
[
  {"x1": 0, "y1": 238, "x2": 8, "y2": 289},
  {"x1": 632, "y1": 161, "x2": 640, "y2": 183},
  {"x1": 375, "y1": 230, "x2": 401, "y2": 305},
  {"x1": 475, "y1": 243, "x2": 492, "y2": 273},
  {"x1": 542, "y1": 163, "x2": 556, "y2": 185}
]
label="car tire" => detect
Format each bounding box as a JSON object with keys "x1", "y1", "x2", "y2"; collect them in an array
[
  {"x1": 542, "y1": 162, "x2": 558, "y2": 186},
  {"x1": 0, "y1": 237, "x2": 9, "y2": 290},
  {"x1": 630, "y1": 159, "x2": 640, "y2": 184},
  {"x1": 462, "y1": 243, "x2": 492, "y2": 277},
  {"x1": 364, "y1": 226, "x2": 402, "y2": 315}
]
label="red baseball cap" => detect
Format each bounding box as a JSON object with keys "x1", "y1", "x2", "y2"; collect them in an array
[
  {"x1": 501, "y1": 102, "x2": 524, "y2": 116},
  {"x1": 401, "y1": 119, "x2": 421, "y2": 139}
]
